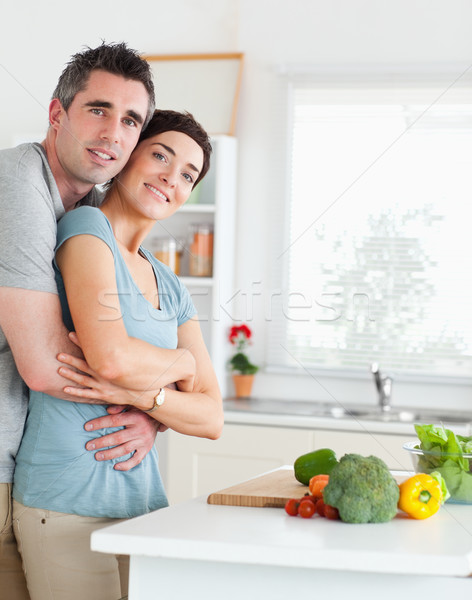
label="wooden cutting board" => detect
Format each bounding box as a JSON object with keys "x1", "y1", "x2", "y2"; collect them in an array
[{"x1": 207, "y1": 467, "x2": 308, "y2": 508}]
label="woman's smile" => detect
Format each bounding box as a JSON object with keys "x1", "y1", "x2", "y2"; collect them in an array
[{"x1": 144, "y1": 183, "x2": 169, "y2": 202}]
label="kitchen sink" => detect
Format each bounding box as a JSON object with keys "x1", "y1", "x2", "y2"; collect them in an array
[
  {"x1": 323, "y1": 406, "x2": 471, "y2": 424},
  {"x1": 224, "y1": 398, "x2": 472, "y2": 425}
]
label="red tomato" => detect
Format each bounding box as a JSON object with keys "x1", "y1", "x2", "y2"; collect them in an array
[
  {"x1": 300, "y1": 494, "x2": 316, "y2": 506},
  {"x1": 315, "y1": 498, "x2": 325, "y2": 517},
  {"x1": 284, "y1": 498, "x2": 300, "y2": 516},
  {"x1": 324, "y1": 504, "x2": 340, "y2": 520},
  {"x1": 298, "y1": 499, "x2": 316, "y2": 519}
]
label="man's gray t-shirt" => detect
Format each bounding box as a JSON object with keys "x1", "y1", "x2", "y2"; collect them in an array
[{"x1": 0, "y1": 142, "x2": 100, "y2": 483}]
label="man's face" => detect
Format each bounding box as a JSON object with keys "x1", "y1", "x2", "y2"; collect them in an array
[{"x1": 53, "y1": 70, "x2": 149, "y2": 189}]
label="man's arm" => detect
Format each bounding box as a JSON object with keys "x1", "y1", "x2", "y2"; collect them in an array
[
  {"x1": 0, "y1": 166, "x2": 157, "y2": 466},
  {"x1": 0, "y1": 287, "x2": 83, "y2": 397},
  {"x1": 0, "y1": 286, "x2": 159, "y2": 466}
]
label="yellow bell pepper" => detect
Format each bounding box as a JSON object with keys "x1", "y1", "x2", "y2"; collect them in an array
[{"x1": 398, "y1": 474, "x2": 442, "y2": 519}]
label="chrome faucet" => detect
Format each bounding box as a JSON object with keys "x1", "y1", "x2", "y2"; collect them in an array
[{"x1": 371, "y1": 363, "x2": 393, "y2": 412}]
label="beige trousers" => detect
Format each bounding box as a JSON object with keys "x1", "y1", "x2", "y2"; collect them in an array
[
  {"x1": 13, "y1": 500, "x2": 129, "y2": 600},
  {"x1": 0, "y1": 483, "x2": 30, "y2": 600}
]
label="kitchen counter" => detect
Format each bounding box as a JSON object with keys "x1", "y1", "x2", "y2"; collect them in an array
[
  {"x1": 223, "y1": 397, "x2": 472, "y2": 435},
  {"x1": 92, "y1": 467, "x2": 472, "y2": 599}
]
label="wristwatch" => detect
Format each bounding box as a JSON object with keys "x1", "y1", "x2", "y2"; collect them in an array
[{"x1": 143, "y1": 388, "x2": 166, "y2": 413}]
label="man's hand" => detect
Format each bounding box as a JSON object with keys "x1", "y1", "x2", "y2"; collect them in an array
[{"x1": 84, "y1": 406, "x2": 160, "y2": 471}]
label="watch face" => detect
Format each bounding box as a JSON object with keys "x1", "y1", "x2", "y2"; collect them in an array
[{"x1": 156, "y1": 389, "x2": 165, "y2": 406}]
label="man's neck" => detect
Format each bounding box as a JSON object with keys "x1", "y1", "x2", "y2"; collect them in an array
[{"x1": 41, "y1": 130, "x2": 94, "y2": 212}]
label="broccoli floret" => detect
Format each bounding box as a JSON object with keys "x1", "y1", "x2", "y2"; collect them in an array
[{"x1": 323, "y1": 454, "x2": 399, "y2": 523}]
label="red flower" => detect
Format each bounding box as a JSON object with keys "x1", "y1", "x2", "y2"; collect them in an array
[
  {"x1": 229, "y1": 326, "x2": 239, "y2": 344},
  {"x1": 228, "y1": 324, "x2": 252, "y2": 344},
  {"x1": 240, "y1": 324, "x2": 252, "y2": 339}
]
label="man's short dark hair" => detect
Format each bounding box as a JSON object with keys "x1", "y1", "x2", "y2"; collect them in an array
[
  {"x1": 52, "y1": 41, "x2": 155, "y2": 128},
  {"x1": 139, "y1": 109, "x2": 212, "y2": 187}
]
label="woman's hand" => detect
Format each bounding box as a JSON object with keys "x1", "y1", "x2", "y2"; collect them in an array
[
  {"x1": 57, "y1": 351, "x2": 177, "y2": 416},
  {"x1": 57, "y1": 351, "x2": 144, "y2": 406}
]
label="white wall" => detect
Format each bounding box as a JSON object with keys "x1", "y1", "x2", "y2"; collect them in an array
[
  {"x1": 0, "y1": 0, "x2": 238, "y2": 148},
  {"x1": 233, "y1": 0, "x2": 472, "y2": 408},
  {"x1": 2, "y1": 0, "x2": 472, "y2": 408}
]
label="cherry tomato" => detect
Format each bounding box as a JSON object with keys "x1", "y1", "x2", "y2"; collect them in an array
[
  {"x1": 315, "y1": 498, "x2": 325, "y2": 517},
  {"x1": 284, "y1": 498, "x2": 300, "y2": 516},
  {"x1": 298, "y1": 499, "x2": 316, "y2": 519},
  {"x1": 324, "y1": 504, "x2": 340, "y2": 520},
  {"x1": 300, "y1": 494, "x2": 316, "y2": 506}
]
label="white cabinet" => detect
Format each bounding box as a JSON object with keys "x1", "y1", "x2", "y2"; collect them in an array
[
  {"x1": 162, "y1": 423, "x2": 417, "y2": 504},
  {"x1": 313, "y1": 429, "x2": 416, "y2": 472},
  {"x1": 144, "y1": 135, "x2": 237, "y2": 397},
  {"x1": 163, "y1": 424, "x2": 313, "y2": 504}
]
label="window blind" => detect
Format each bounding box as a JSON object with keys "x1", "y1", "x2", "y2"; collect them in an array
[{"x1": 267, "y1": 82, "x2": 472, "y2": 379}]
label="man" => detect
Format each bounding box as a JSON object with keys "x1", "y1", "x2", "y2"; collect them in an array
[{"x1": 0, "y1": 42, "x2": 160, "y2": 598}]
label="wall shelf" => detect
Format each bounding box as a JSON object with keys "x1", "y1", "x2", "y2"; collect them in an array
[
  {"x1": 179, "y1": 204, "x2": 216, "y2": 214},
  {"x1": 179, "y1": 276, "x2": 214, "y2": 288}
]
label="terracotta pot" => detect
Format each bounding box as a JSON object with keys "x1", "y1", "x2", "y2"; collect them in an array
[{"x1": 232, "y1": 374, "x2": 255, "y2": 398}]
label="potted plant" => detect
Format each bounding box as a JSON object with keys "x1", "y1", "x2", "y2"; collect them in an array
[{"x1": 228, "y1": 324, "x2": 259, "y2": 398}]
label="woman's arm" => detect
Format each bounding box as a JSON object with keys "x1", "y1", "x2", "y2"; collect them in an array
[
  {"x1": 56, "y1": 234, "x2": 196, "y2": 391},
  {"x1": 134, "y1": 318, "x2": 224, "y2": 440},
  {"x1": 58, "y1": 316, "x2": 224, "y2": 440}
]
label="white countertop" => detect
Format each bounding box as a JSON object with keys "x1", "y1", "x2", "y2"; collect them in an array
[
  {"x1": 92, "y1": 467, "x2": 472, "y2": 578},
  {"x1": 222, "y1": 398, "x2": 472, "y2": 435}
]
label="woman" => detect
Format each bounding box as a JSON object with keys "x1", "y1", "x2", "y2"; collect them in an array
[{"x1": 13, "y1": 110, "x2": 223, "y2": 600}]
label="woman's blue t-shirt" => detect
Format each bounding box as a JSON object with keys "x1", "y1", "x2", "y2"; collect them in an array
[{"x1": 13, "y1": 206, "x2": 196, "y2": 518}]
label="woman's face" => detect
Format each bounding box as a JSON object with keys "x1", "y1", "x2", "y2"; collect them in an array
[{"x1": 115, "y1": 130, "x2": 204, "y2": 220}]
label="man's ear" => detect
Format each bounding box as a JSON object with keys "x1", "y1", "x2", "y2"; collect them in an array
[{"x1": 49, "y1": 98, "x2": 65, "y2": 129}]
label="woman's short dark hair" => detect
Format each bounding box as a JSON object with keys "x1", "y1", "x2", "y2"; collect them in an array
[
  {"x1": 139, "y1": 109, "x2": 212, "y2": 187},
  {"x1": 52, "y1": 41, "x2": 155, "y2": 128}
]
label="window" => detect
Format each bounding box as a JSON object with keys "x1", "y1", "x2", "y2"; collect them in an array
[{"x1": 268, "y1": 80, "x2": 472, "y2": 380}]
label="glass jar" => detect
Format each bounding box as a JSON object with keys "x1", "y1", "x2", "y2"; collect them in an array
[
  {"x1": 188, "y1": 223, "x2": 214, "y2": 277},
  {"x1": 154, "y1": 237, "x2": 182, "y2": 275}
]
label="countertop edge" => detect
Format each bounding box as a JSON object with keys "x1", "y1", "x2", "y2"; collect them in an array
[
  {"x1": 91, "y1": 529, "x2": 472, "y2": 577},
  {"x1": 91, "y1": 492, "x2": 472, "y2": 578},
  {"x1": 223, "y1": 409, "x2": 420, "y2": 435}
]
